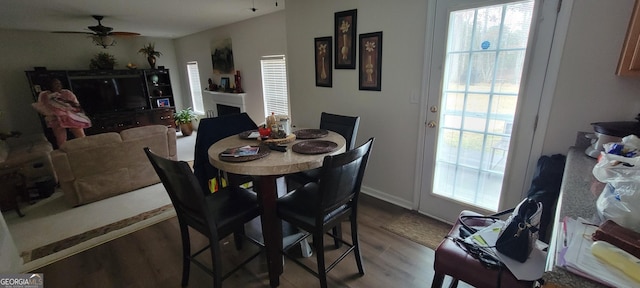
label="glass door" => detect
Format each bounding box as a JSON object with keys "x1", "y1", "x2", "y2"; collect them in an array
[{"x1": 419, "y1": 0, "x2": 555, "y2": 222}]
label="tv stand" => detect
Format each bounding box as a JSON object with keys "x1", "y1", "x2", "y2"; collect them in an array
[
  {"x1": 25, "y1": 69, "x2": 176, "y2": 145},
  {"x1": 85, "y1": 108, "x2": 175, "y2": 135}
]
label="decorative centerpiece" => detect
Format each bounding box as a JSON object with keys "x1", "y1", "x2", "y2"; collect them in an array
[
  {"x1": 138, "y1": 43, "x2": 162, "y2": 69},
  {"x1": 89, "y1": 52, "x2": 116, "y2": 70},
  {"x1": 174, "y1": 107, "x2": 197, "y2": 136}
]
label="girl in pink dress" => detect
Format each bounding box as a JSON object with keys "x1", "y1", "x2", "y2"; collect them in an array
[{"x1": 32, "y1": 78, "x2": 91, "y2": 147}]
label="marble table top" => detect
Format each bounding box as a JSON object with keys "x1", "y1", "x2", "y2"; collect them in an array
[{"x1": 208, "y1": 129, "x2": 346, "y2": 176}]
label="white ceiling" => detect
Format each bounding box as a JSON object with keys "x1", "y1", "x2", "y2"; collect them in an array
[{"x1": 0, "y1": 0, "x2": 285, "y2": 38}]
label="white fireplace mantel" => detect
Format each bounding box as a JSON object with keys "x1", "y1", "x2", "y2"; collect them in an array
[{"x1": 202, "y1": 91, "x2": 246, "y2": 117}]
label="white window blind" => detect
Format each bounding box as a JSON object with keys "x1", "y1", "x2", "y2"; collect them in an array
[
  {"x1": 186, "y1": 61, "x2": 204, "y2": 114},
  {"x1": 261, "y1": 56, "x2": 289, "y2": 117}
]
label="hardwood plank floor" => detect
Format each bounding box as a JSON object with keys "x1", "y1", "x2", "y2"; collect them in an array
[{"x1": 32, "y1": 195, "x2": 464, "y2": 288}]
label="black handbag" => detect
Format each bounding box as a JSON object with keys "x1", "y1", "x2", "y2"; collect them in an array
[{"x1": 495, "y1": 198, "x2": 542, "y2": 262}]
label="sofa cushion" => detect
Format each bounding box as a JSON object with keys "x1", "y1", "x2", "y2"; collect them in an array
[
  {"x1": 73, "y1": 168, "x2": 131, "y2": 205},
  {"x1": 60, "y1": 132, "x2": 122, "y2": 152}
]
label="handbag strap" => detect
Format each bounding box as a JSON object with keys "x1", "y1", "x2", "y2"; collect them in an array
[{"x1": 458, "y1": 207, "x2": 515, "y2": 234}]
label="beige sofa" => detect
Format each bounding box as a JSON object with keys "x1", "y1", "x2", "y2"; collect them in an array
[{"x1": 51, "y1": 125, "x2": 177, "y2": 206}]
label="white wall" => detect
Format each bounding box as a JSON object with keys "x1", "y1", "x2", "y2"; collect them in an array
[
  {"x1": 286, "y1": 0, "x2": 428, "y2": 206},
  {"x1": 0, "y1": 29, "x2": 179, "y2": 135},
  {"x1": 543, "y1": 0, "x2": 640, "y2": 155},
  {"x1": 173, "y1": 11, "x2": 287, "y2": 123}
]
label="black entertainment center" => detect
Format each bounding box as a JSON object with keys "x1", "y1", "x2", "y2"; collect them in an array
[{"x1": 26, "y1": 69, "x2": 176, "y2": 147}]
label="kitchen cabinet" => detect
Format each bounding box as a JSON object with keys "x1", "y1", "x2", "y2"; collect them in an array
[{"x1": 617, "y1": 0, "x2": 640, "y2": 76}]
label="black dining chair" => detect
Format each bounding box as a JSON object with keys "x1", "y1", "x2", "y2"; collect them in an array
[
  {"x1": 287, "y1": 112, "x2": 361, "y2": 188},
  {"x1": 144, "y1": 147, "x2": 264, "y2": 288},
  {"x1": 286, "y1": 112, "x2": 361, "y2": 248},
  {"x1": 276, "y1": 137, "x2": 374, "y2": 288},
  {"x1": 193, "y1": 113, "x2": 258, "y2": 193}
]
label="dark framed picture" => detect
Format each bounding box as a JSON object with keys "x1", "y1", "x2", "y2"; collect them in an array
[
  {"x1": 359, "y1": 31, "x2": 383, "y2": 91},
  {"x1": 334, "y1": 9, "x2": 357, "y2": 69},
  {"x1": 220, "y1": 77, "x2": 230, "y2": 90},
  {"x1": 315, "y1": 36, "x2": 333, "y2": 87},
  {"x1": 157, "y1": 98, "x2": 170, "y2": 107}
]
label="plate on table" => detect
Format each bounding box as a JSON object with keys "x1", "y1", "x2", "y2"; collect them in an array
[
  {"x1": 238, "y1": 129, "x2": 260, "y2": 139},
  {"x1": 219, "y1": 145, "x2": 270, "y2": 162},
  {"x1": 293, "y1": 129, "x2": 329, "y2": 139},
  {"x1": 292, "y1": 140, "x2": 338, "y2": 154}
]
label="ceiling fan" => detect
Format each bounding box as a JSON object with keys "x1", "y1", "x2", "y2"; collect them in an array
[{"x1": 54, "y1": 15, "x2": 140, "y2": 48}]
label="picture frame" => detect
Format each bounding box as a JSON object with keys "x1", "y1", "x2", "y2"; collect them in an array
[
  {"x1": 314, "y1": 36, "x2": 333, "y2": 87},
  {"x1": 157, "y1": 98, "x2": 170, "y2": 107},
  {"x1": 359, "y1": 31, "x2": 383, "y2": 91},
  {"x1": 334, "y1": 9, "x2": 357, "y2": 69},
  {"x1": 220, "y1": 77, "x2": 230, "y2": 91}
]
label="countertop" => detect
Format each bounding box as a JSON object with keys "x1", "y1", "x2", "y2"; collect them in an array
[{"x1": 543, "y1": 147, "x2": 607, "y2": 287}]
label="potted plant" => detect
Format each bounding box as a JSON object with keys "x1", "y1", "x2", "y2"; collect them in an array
[
  {"x1": 89, "y1": 52, "x2": 116, "y2": 70},
  {"x1": 138, "y1": 43, "x2": 162, "y2": 69},
  {"x1": 174, "y1": 107, "x2": 197, "y2": 136}
]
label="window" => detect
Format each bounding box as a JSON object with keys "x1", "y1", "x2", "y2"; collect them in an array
[
  {"x1": 186, "y1": 61, "x2": 204, "y2": 114},
  {"x1": 260, "y1": 55, "x2": 289, "y2": 117}
]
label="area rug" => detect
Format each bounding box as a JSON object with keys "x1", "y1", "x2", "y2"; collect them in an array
[
  {"x1": 382, "y1": 212, "x2": 453, "y2": 250},
  {"x1": 5, "y1": 184, "x2": 176, "y2": 272}
]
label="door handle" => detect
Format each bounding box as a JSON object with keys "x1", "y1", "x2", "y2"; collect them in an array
[{"x1": 427, "y1": 121, "x2": 437, "y2": 128}]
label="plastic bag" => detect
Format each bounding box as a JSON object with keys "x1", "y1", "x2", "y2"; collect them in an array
[
  {"x1": 596, "y1": 182, "x2": 640, "y2": 233},
  {"x1": 593, "y1": 134, "x2": 640, "y2": 233},
  {"x1": 592, "y1": 135, "x2": 640, "y2": 184}
]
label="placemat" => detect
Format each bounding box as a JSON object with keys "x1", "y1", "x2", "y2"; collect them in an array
[
  {"x1": 292, "y1": 140, "x2": 338, "y2": 154},
  {"x1": 293, "y1": 129, "x2": 329, "y2": 139},
  {"x1": 219, "y1": 145, "x2": 270, "y2": 162}
]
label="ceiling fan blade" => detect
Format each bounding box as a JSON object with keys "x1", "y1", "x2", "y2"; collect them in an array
[
  {"x1": 109, "y1": 31, "x2": 141, "y2": 37},
  {"x1": 52, "y1": 31, "x2": 94, "y2": 35}
]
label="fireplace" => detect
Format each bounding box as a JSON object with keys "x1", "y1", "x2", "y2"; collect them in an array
[{"x1": 203, "y1": 91, "x2": 246, "y2": 117}]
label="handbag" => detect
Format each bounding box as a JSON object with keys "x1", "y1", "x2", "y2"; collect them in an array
[{"x1": 495, "y1": 198, "x2": 543, "y2": 262}]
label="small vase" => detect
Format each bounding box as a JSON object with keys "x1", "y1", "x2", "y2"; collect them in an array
[
  {"x1": 365, "y1": 55, "x2": 374, "y2": 82},
  {"x1": 321, "y1": 57, "x2": 327, "y2": 79},
  {"x1": 341, "y1": 34, "x2": 349, "y2": 60},
  {"x1": 147, "y1": 56, "x2": 157, "y2": 69}
]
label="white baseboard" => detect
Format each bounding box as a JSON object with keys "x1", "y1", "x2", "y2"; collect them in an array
[{"x1": 360, "y1": 185, "x2": 413, "y2": 210}]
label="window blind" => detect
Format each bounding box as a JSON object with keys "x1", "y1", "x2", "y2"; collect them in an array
[
  {"x1": 186, "y1": 61, "x2": 204, "y2": 114},
  {"x1": 261, "y1": 56, "x2": 289, "y2": 117}
]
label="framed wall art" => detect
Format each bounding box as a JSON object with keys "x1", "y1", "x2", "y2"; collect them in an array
[
  {"x1": 220, "y1": 77, "x2": 230, "y2": 91},
  {"x1": 334, "y1": 9, "x2": 357, "y2": 69},
  {"x1": 314, "y1": 36, "x2": 333, "y2": 87},
  {"x1": 359, "y1": 31, "x2": 383, "y2": 91},
  {"x1": 157, "y1": 98, "x2": 170, "y2": 107}
]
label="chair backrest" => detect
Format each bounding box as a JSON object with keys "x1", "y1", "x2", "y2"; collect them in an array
[
  {"x1": 193, "y1": 112, "x2": 258, "y2": 192},
  {"x1": 144, "y1": 147, "x2": 216, "y2": 235},
  {"x1": 316, "y1": 137, "x2": 374, "y2": 217},
  {"x1": 319, "y1": 112, "x2": 360, "y2": 150}
]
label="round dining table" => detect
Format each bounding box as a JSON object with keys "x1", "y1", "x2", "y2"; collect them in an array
[{"x1": 208, "y1": 129, "x2": 346, "y2": 287}]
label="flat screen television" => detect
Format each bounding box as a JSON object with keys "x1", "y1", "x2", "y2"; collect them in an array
[{"x1": 70, "y1": 75, "x2": 149, "y2": 115}]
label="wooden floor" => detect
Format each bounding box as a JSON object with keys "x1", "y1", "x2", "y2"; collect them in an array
[{"x1": 32, "y1": 195, "x2": 462, "y2": 288}]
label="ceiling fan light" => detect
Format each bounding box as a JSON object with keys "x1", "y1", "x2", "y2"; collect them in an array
[{"x1": 92, "y1": 35, "x2": 116, "y2": 48}]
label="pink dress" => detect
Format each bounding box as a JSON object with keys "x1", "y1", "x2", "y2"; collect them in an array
[{"x1": 32, "y1": 89, "x2": 92, "y2": 129}]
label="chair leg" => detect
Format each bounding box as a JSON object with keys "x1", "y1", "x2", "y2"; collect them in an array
[
  {"x1": 234, "y1": 226, "x2": 246, "y2": 250},
  {"x1": 350, "y1": 217, "x2": 365, "y2": 275},
  {"x1": 314, "y1": 233, "x2": 328, "y2": 288},
  {"x1": 431, "y1": 272, "x2": 445, "y2": 288},
  {"x1": 211, "y1": 239, "x2": 223, "y2": 288},
  {"x1": 179, "y1": 225, "x2": 191, "y2": 287},
  {"x1": 332, "y1": 225, "x2": 343, "y2": 249}
]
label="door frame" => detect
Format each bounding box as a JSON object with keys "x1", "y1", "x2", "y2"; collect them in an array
[{"x1": 412, "y1": 0, "x2": 574, "y2": 220}]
